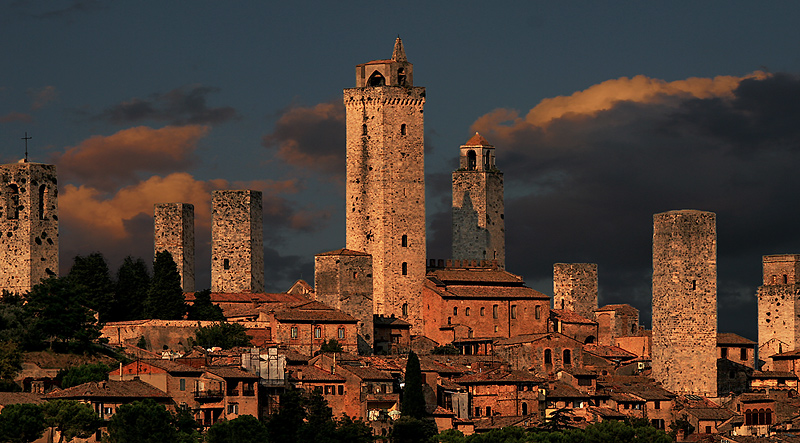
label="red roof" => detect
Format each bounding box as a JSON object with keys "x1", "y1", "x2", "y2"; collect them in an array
[
  {"x1": 463, "y1": 132, "x2": 493, "y2": 147},
  {"x1": 46, "y1": 380, "x2": 170, "y2": 400},
  {"x1": 595, "y1": 304, "x2": 639, "y2": 316},
  {"x1": 551, "y1": 309, "x2": 597, "y2": 325},
  {"x1": 316, "y1": 248, "x2": 370, "y2": 257},
  {"x1": 717, "y1": 332, "x2": 756, "y2": 346},
  {"x1": 427, "y1": 268, "x2": 524, "y2": 285}
]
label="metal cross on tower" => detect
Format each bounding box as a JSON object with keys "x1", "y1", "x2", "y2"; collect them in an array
[{"x1": 21, "y1": 132, "x2": 31, "y2": 162}]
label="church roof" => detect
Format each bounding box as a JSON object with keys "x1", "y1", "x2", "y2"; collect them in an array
[
  {"x1": 315, "y1": 248, "x2": 370, "y2": 257},
  {"x1": 463, "y1": 132, "x2": 493, "y2": 147}
]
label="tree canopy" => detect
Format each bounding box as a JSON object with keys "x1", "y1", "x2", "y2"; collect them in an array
[
  {"x1": 42, "y1": 400, "x2": 102, "y2": 443},
  {"x1": 104, "y1": 399, "x2": 199, "y2": 443},
  {"x1": 0, "y1": 403, "x2": 45, "y2": 443},
  {"x1": 67, "y1": 253, "x2": 115, "y2": 323},
  {"x1": 57, "y1": 363, "x2": 112, "y2": 389},
  {"x1": 25, "y1": 277, "x2": 102, "y2": 350},
  {"x1": 194, "y1": 322, "x2": 252, "y2": 350},
  {"x1": 187, "y1": 289, "x2": 224, "y2": 321},
  {"x1": 145, "y1": 251, "x2": 186, "y2": 320},
  {"x1": 113, "y1": 256, "x2": 151, "y2": 321},
  {"x1": 401, "y1": 351, "x2": 426, "y2": 419}
]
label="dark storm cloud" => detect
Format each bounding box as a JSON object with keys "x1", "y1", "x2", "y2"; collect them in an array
[
  {"x1": 10, "y1": 0, "x2": 106, "y2": 20},
  {"x1": 98, "y1": 85, "x2": 238, "y2": 126},
  {"x1": 429, "y1": 73, "x2": 800, "y2": 340},
  {"x1": 263, "y1": 248, "x2": 314, "y2": 293},
  {"x1": 262, "y1": 101, "x2": 346, "y2": 180}
]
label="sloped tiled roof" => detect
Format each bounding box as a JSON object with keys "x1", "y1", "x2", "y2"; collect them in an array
[
  {"x1": 454, "y1": 368, "x2": 544, "y2": 385},
  {"x1": 440, "y1": 285, "x2": 549, "y2": 300},
  {"x1": 583, "y1": 344, "x2": 637, "y2": 360},
  {"x1": 45, "y1": 379, "x2": 170, "y2": 400},
  {"x1": 687, "y1": 407, "x2": 736, "y2": 421},
  {"x1": 589, "y1": 406, "x2": 627, "y2": 419},
  {"x1": 315, "y1": 248, "x2": 370, "y2": 256},
  {"x1": 543, "y1": 381, "x2": 589, "y2": 399},
  {"x1": 751, "y1": 371, "x2": 799, "y2": 379},
  {"x1": 463, "y1": 132, "x2": 492, "y2": 147},
  {"x1": 0, "y1": 392, "x2": 45, "y2": 406},
  {"x1": 185, "y1": 292, "x2": 308, "y2": 304},
  {"x1": 374, "y1": 316, "x2": 411, "y2": 327},
  {"x1": 204, "y1": 366, "x2": 259, "y2": 380},
  {"x1": 595, "y1": 304, "x2": 639, "y2": 315},
  {"x1": 717, "y1": 332, "x2": 757, "y2": 346},
  {"x1": 287, "y1": 365, "x2": 345, "y2": 382},
  {"x1": 338, "y1": 365, "x2": 394, "y2": 381},
  {"x1": 272, "y1": 301, "x2": 357, "y2": 323},
  {"x1": 426, "y1": 268, "x2": 524, "y2": 285},
  {"x1": 496, "y1": 332, "x2": 582, "y2": 346},
  {"x1": 551, "y1": 309, "x2": 597, "y2": 325},
  {"x1": 127, "y1": 359, "x2": 203, "y2": 374}
]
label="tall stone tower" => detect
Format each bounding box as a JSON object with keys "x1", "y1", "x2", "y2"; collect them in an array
[
  {"x1": 211, "y1": 190, "x2": 264, "y2": 293},
  {"x1": 553, "y1": 263, "x2": 597, "y2": 319},
  {"x1": 314, "y1": 249, "x2": 374, "y2": 354},
  {"x1": 0, "y1": 160, "x2": 58, "y2": 294},
  {"x1": 452, "y1": 133, "x2": 505, "y2": 268},
  {"x1": 652, "y1": 209, "x2": 717, "y2": 397},
  {"x1": 344, "y1": 38, "x2": 426, "y2": 330},
  {"x1": 154, "y1": 203, "x2": 195, "y2": 292},
  {"x1": 757, "y1": 254, "x2": 800, "y2": 365}
]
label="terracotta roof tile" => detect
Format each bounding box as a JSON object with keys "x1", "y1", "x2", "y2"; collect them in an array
[
  {"x1": 45, "y1": 379, "x2": 170, "y2": 400},
  {"x1": 287, "y1": 365, "x2": 345, "y2": 382},
  {"x1": 204, "y1": 366, "x2": 259, "y2": 379},
  {"x1": 454, "y1": 368, "x2": 544, "y2": 385},
  {"x1": 315, "y1": 248, "x2": 370, "y2": 256},
  {"x1": 438, "y1": 285, "x2": 549, "y2": 300},
  {"x1": 751, "y1": 371, "x2": 798, "y2": 379},
  {"x1": 583, "y1": 344, "x2": 637, "y2": 360},
  {"x1": 339, "y1": 365, "x2": 394, "y2": 381},
  {"x1": 687, "y1": 407, "x2": 735, "y2": 421},
  {"x1": 426, "y1": 268, "x2": 524, "y2": 285},
  {"x1": 463, "y1": 133, "x2": 492, "y2": 147},
  {"x1": 543, "y1": 381, "x2": 589, "y2": 399},
  {"x1": 595, "y1": 304, "x2": 639, "y2": 315},
  {"x1": 717, "y1": 332, "x2": 757, "y2": 346},
  {"x1": 374, "y1": 316, "x2": 411, "y2": 327},
  {"x1": 551, "y1": 309, "x2": 597, "y2": 325},
  {"x1": 0, "y1": 392, "x2": 45, "y2": 406},
  {"x1": 272, "y1": 301, "x2": 357, "y2": 323}
]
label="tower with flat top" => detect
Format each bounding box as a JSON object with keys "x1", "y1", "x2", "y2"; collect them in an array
[
  {"x1": 452, "y1": 133, "x2": 504, "y2": 268},
  {"x1": 757, "y1": 254, "x2": 800, "y2": 367},
  {"x1": 154, "y1": 203, "x2": 195, "y2": 292},
  {"x1": 344, "y1": 38, "x2": 426, "y2": 330},
  {"x1": 211, "y1": 190, "x2": 264, "y2": 293},
  {"x1": 0, "y1": 160, "x2": 58, "y2": 294}
]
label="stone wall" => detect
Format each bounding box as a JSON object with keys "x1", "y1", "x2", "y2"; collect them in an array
[
  {"x1": 154, "y1": 203, "x2": 195, "y2": 292},
  {"x1": 553, "y1": 263, "x2": 597, "y2": 319},
  {"x1": 314, "y1": 249, "x2": 374, "y2": 354},
  {"x1": 344, "y1": 59, "x2": 426, "y2": 332},
  {"x1": 651, "y1": 209, "x2": 717, "y2": 397},
  {"x1": 0, "y1": 162, "x2": 58, "y2": 294},
  {"x1": 757, "y1": 254, "x2": 800, "y2": 367},
  {"x1": 211, "y1": 190, "x2": 264, "y2": 293}
]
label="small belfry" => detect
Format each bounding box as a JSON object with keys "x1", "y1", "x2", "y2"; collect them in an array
[
  {"x1": 344, "y1": 38, "x2": 426, "y2": 330},
  {"x1": 0, "y1": 155, "x2": 59, "y2": 295},
  {"x1": 452, "y1": 133, "x2": 505, "y2": 268}
]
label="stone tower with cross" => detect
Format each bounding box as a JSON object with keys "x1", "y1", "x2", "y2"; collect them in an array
[
  {"x1": 344, "y1": 38, "x2": 426, "y2": 331},
  {"x1": 0, "y1": 159, "x2": 58, "y2": 294},
  {"x1": 452, "y1": 133, "x2": 505, "y2": 268}
]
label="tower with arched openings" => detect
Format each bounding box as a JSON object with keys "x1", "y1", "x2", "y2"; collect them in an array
[{"x1": 344, "y1": 38, "x2": 426, "y2": 331}]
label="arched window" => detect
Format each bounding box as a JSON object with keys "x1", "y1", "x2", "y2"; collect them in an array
[
  {"x1": 511, "y1": 305, "x2": 517, "y2": 319},
  {"x1": 584, "y1": 336, "x2": 595, "y2": 344},
  {"x1": 38, "y1": 185, "x2": 47, "y2": 219},
  {"x1": 453, "y1": 307, "x2": 458, "y2": 316},
  {"x1": 314, "y1": 326, "x2": 322, "y2": 339},
  {"x1": 367, "y1": 71, "x2": 385, "y2": 86},
  {"x1": 401, "y1": 262, "x2": 408, "y2": 275},
  {"x1": 397, "y1": 68, "x2": 406, "y2": 86},
  {"x1": 564, "y1": 349, "x2": 572, "y2": 366},
  {"x1": 544, "y1": 349, "x2": 552, "y2": 365},
  {"x1": 401, "y1": 235, "x2": 408, "y2": 247},
  {"x1": 400, "y1": 123, "x2": 407, "y2": 135},
  {"x1": 7, "y1": 184, "x2": 19, "y2": 219},
  {"x1": 480, "y1": 307, "x2": 485, "y2": 316},
  {"x1": 467, "y1": 150, "x2": 477, "y2": 170},
  {"x1": 465, "y1": 307, "x2": 470, "y2": 316},
  {"x1": 535, "y1": 305, "x2": 541, "y2": 320},
  {"x1": 338, "y1": 327, "x2": 345, "y2": 339},
  {"x1": 521, "y1": 402, "x2": 528, "y2": 416}
]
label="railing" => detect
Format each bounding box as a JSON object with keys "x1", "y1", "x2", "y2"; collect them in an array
[{"x1": 194, "y1": 389, "x2": 224, "y2": 399}]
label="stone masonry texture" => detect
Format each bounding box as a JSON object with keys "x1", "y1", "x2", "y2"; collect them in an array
[
  {"x1": 154, "y1": 203, "x2": 195, "y2": 292},
  {"x1": 314, "y1": 249, "x2": 374, "y2": 354},
  {"x1": 0, "y1": 161, "x2": 58, "y2": 294},
  {"x1": 211, "y1": 190, "x2": 264, "y2": 293},
  {"x1": 344, "y1": 39, "x2": 425, "y2": 332},
  {"x1": 452, "y1": 133, "x2": 505, "y2": 268},
  {"x1": 553, "y1": 263, "x2": 598, "y2": 319},
  {"x1": 757, "y1": 254, "x2": 800, "y2": 363},
  {"x1": 652, "y1": 209, "x2": 717, "y2": 397}
]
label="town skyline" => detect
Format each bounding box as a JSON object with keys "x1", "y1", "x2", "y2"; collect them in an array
[{"x1": 4, "y1": 2, "x2": 800, "y2": 341}]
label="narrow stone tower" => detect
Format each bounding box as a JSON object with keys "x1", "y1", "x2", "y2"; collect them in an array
[
  {"x1": 314, "y1": 249, "x2": 374, "y2": 354},
  {"x1": 344, "y1": 38, "x2": 426, "y2": 330},
  {"x1": 452, "y1": 133, "x2": 505, "y2": 268},
  {"x1": 0, "y1": 160, "x2": 58, "y2": 294},
  {"x1": 154, "y1": 203, "x2": 195, "y2": 292},
  {"x1": 652, "y1": 209, "x2": 717, "y2": 397},
  {"x1": 757, "y1": 254, "x2": 800, "y2": 366},
  {"x1": 211, "y1": 190, "x2": 264, "y2": 293},
  {"x1": 553, "y1": 263, "x2": 597, "y2": 319}
]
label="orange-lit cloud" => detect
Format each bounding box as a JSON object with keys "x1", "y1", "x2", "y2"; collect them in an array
[
  {"x1": 29, "y1": 85, "x2": 58, "y2": 110},
  {"x1": 53, "y1": 125, "x2": 209, "y2": 191},
  {"x1": 472, "y1": 71, "x2": 768, "y2": 135},
  {"x1": 0, "y1": 112, "x2": 34, "y2": 124}
]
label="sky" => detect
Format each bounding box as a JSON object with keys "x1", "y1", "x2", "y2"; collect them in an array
[{"x1": 3, "y1": 1, "x2": 800, "y2": 341}]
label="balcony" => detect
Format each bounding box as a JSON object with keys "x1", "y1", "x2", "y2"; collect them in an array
[{"x1": 194, "y1": 389, "x2": 224, "y2": 400}]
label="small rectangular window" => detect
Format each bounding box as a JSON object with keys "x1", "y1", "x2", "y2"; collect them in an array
[
  {"x1": 493, "y1": 305, "x2": 498, "y2": 319},
  {"x1": 511, "y1": 305, "x2": 517, "y2": 320},
  {"x1": 741, "y1": 348, "x2": 747, "y2": 361},
  {"x1": 402, "y1": 262, "x2": 408, "y2": 275},
  {"x1": 291, "y1": 327, "x2": 298, "y2": 339},
  {"x1": 338, "y1": 327, "x2": 345, "y2": 339},
  {"x1": 338, "y1": 385, "x2": 344, "y2": 395},
  {"x1": 314, "y1": 327, "x2": 322, "y2": 339},
  {"x1": 180, "y1": 379, "x2": 186, "y2": 391}
]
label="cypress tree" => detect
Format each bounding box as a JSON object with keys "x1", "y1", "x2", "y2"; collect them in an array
[
  {"x1": 145, "y1": 251, "x2": 186, "y2": 320},
  {"x1": 67, "y1": 253, "x2": 114, "y2": 322},
  {"x1": 401, "y1": 351, "x2": 426, "y2": 419},
  {"x1": 113, "y1": 256, "x2": 151, "y2": 321}
]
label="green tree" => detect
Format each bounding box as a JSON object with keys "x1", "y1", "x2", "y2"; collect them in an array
[
  {"x1": 25, "y1": 277, "x2": 101, "y2": 350},
  {"x1": 0, "y1": 292, "x2": 37, "y2": 349},
  {"x1": 266, "y1": 388, "x2": 306, "y2": 443},
  {"x1": 298, "y1": 390, "x2": 336, "y2": 443},
  {"x1": 320, "y1": 338, "x2": 344, "y2": 353},
  {"x1": 145, "y1": 251, "x2": 186, "y2": 320},
  {"x1": 0, "y1": 340, "x2": 22, "y2": 381},
  {"x1": 68, "y1": 253, "x2": 115, "y2": 323},
  {"x1": 172, "y1": 404, "x2": 201, "y2": 443},
  {"x1": 332, "y1": 414, "x2": 374, "y2": 443},
  {"x1": 431, "y1": 429, "x2": 466, "y2": 443},
  {"x1": 390, "y1": 416, "x2": 437, "y2": 443},
  {"x1": 401, "y1": 351, "x2": 425, "y2": 419},
  {"x1": 206, "y1": 415, "x2": 268, "y2": 443},
  {"x1": 56, "y1": 363, "x2": 112, "y2": 388},
  {"x1": 539, "y1": 407, "x2": 575, "y2": 432},
  {"x1": 104, "y1": 399, "x2": 187, "y2": 443},
  {"x1": 194, "y1": 322, "x2": 251, "y2": 350},
  {"x1": 187, "y1": 289, "x2": 224, "y2": 321},
  {"x1": 113, "y1": 256, "x2": 151, "y2": 321},
  {"x1": 42, "y1": 400, "x2": 102, "y2": 443},
  {"x1": 431, "y1": 344, "x2": 459, "y2": 355},
  {"x1": 0, "y1": 403, "x2": 45, "y2": 443}
]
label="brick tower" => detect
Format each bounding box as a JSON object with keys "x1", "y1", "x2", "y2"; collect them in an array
[
  {"x1": 211, "y1": 190, "x2": 264, "y2": 293},
  {"x1": 154, "y1": 203, "x2": 195, "y2": 292},
  {"x1": 553, "y1": 263, "x2": 598, "y2": 319},
  {"x1": 452, "y1": 133, "x2": 505, "y2": 268},
  {"x1": 757, "y1": 254, "x2": 800, "y2": 366},
  {"x1": 0, "y1": 160, "x2": 58, "y2": 294},
  {"x1": 344, "y1": 38, "x2": 426, "y2": 330},
  {"x1": 652, "y1": 209, "x2": 717, "y2": 397},
  {"x1": 314, "y1": 249, "x2": 374, "y2": 354}
]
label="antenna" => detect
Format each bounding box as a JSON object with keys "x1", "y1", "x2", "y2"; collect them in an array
[{"x1": 21, "y1": 132, "x2": 32, "y2": 162}]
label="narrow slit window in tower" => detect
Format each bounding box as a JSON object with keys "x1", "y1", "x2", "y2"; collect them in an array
[
  {"x1": 362, "y1": 124, "x2": 367, "y2": 136},
  {"x1": 564, "y1": 349, "x2": 572, "y2": 366},
  {"x1": 402, "y1": 303, "x2": 408, "y2": 316},
  {"x1": 7, "y1": 184, "x2": 19, "y2": 219},
  {"x1": 38, "y1": 185, "x2": 47, "y2": 219},
  {"x1": 223, "y1": 259, "x2": 230, "y2": 270},
  {"x1": 401, "y1": 262, "x2": 407, "y2": 275},
  {"x1": 400, "y1": 123, "x2": 406, "y2": 135},
  {"x1": 784, "y1": 274, "x2": 789, "y2": 284},
  {"x1": 401, "y1": 235, "x2": 407, "y2": 247}
]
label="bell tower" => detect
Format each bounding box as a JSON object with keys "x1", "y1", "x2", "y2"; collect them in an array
[{"x1": 344, "y1": 38, "x2": 426, "y2": 331}]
